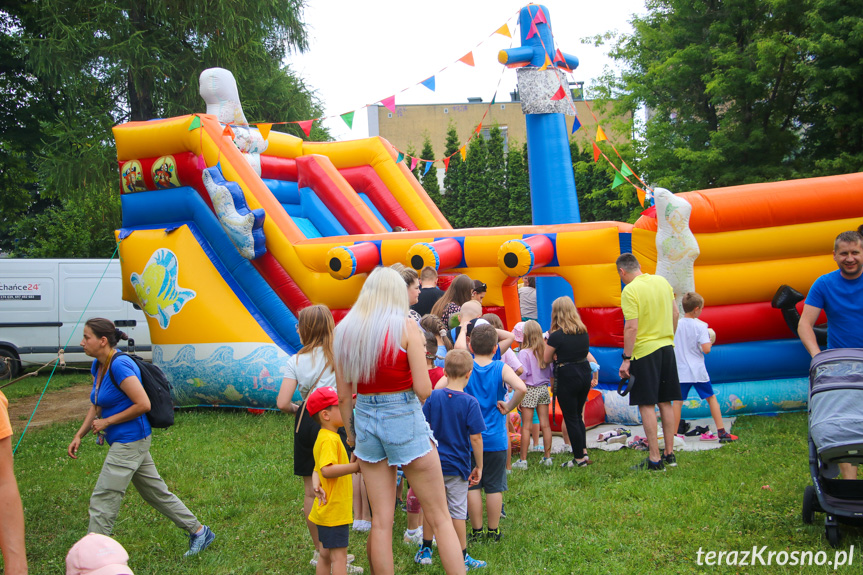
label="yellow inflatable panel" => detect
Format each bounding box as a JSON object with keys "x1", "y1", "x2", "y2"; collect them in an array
[
  {"x1": 555, "y1": 264, "x2": 622, "y2": 309},
  {"x1": 556, "y1": 227, "x2": 622, "y2": 266},
  {"x1": 117, "y1": 227, "x2": 271, "y2": 345},
  {"x1": 632, "y1": 228, "x2": 658, "y2": 274}
]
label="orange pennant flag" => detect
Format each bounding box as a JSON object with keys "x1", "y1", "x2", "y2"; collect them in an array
[
  {"x1": 592, "y1": 142, "x2": 601, "y2": 163},
  {"x1": 495, "y1": 24, "x2": 511, "y2": 38},
  {"x1": 459, "y1": 145, "x2": 467, "y2": 161},
  {"x1": 459, "y1": 52, "x2": 475, "y2": 67},
  {"x1": 475, "y1": 122, "x2": 483, "y2": 134},
  {"x1": 443, "y1": 157, "x2": 451, "y2": 172},
  {"x1": 636, "y1": 188, "x2": 646, "y2": 207},
  {"x1": 596, "y1": 126, "x2": 608, "y2": 142},
  {"x1": 222, "y1": 125, "x2": 235, "y2": 138},
  {"x1": 298, "y1": 119, "x2": 314, "y2": 137},
  {"x1": 550, "y1": 85, "x2": 567, "y2": 101},
  {"x1": 539, "y1": 54, "x2": 551, "y2": 71},
  {"x1": 256, "y1": 123, "x2": 273, "y2": 140}
]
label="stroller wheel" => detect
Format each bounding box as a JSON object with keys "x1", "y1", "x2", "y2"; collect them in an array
[
  {"x1": 802, "y1": 485, "x2": 816, "y2": 525},
  {"x1": 825, "y1": 523, "x2": 842, "y2": 548}
]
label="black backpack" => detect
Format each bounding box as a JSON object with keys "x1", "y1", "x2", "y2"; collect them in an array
[{"x1": 108, "y1": 352, "x2": 175, "y2": 428}]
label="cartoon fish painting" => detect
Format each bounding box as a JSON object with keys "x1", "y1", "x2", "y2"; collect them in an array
[
  {"x1": 683, "y1": 399, "x2": 702, "y2": 409},
  {"x1": 728, "y1": 394, "x2": 747, "y2": 411},
  {"x1": 130, "y1": 249, "x2": 196, "y2": 329}
]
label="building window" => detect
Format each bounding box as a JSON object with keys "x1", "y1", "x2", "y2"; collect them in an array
[
  {"x1": 444, "y1": 108, "x2": 448, "y2": 114},
  {"x1": 501, "y1": 104, "x2": 506, "y2": 110},
  {"x1": 388, "y1": 113, "x2": 392, "y2": 118},
  {"x1": 478, "y1": 126, "x2": 509, "y2": 153}
]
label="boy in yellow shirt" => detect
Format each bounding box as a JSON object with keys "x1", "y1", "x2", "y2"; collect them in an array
[{"x1": 307, "y1": 387, "x2": 361, "y2": 575}]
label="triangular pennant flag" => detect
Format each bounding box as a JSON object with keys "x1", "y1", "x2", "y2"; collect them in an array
[
  {"x1": 491, "y1": 93, "x2": 496, "y2": 105},
  {"x1": 641, "y1": 205, "x2": 657, "y2": 218},
  {"x1": 533, "y1": 7, "x2": 547, "y2": 25},
  {"x1": 592, "y1": 142, "x2": 601, "y2": 163},
  {"x1": 571, "y1": 116, "x2": 582, "y2": 134},
  {"x1": 539, "y1": 54, "x2": 551, "y2": 71},
  {"x1": 526, "y1": 19, "x2": 539, "y2": 40},
  {"x1": 554, "y1": 48, "x2": 573, "y2": 71},
  {"x1": 495, "y1": 23, "x2": 511, "y2": 38},
  {"x1": 621, "y1": 163, "x2": 634, "y2": 177},
  {"x1": 256, "y1": 123, "x2": 272, "y2": 140},
  {"x1": 459, "y1": 146, "x2": 467, "y2": 161},
  {"x1": 196, "y1": 154, "x2": 206, "y2": 170},
  {"x1": 636, "y1": 187, "x2": 646, "y2": 207},
  {"x1": 396, "y1": 151, "x2": 404, "y2": 164},
  {"x1": 423, "y1": 161, "x2": 432, "y2": 176},
  {"x1": 298, "y1": 119, "x2": 314, "y2": 137},
  {"x1": 381, "y1": 95, "x2": 396, "y2": 113},
  {"x1": 612, "y1": 171, "x2": 626, "y2": 189},
  {"x1": 596, "y1": 126, "x2": 608, "y2": 142},
  {"x1": 410, "y1": 157, "x2": 419, "y2": 171},
  {"x1": 475, "y1": 122, "x2": 483, "y2": 134},
  {"x1": 340, "y1": 111, "x2": 354, "y2": 129},
  {"x1": 550, "y1": 85, "x2": 567, "y2": 101},
  {"x1": 443, "y1": 157, "x2": 451, "y2": 172},
  {"x1": 420, "y1": 76, "x2": 436, "y2": 92},
  {"x1": 188, "y1": 115, "x2": 201, "y2": 131},
  {"x1": 459, "y1": 52, "x2": 475, "y2": 67},
  {"x1": 222, "y1": 125, "x2": 234, "y2": 138}
]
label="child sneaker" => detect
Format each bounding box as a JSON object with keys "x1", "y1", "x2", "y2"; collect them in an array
[
  {"x1": 718, "y1": 431, "x2": 738, "y2": 443},
  {"x1": 414, "y1": 545, "x2": 433, "y2": 565},
  {"x1": 530, "y1": 443, "x2": 544, "y2": 452},
  {"x1": 469, "y1": 528, "x2": 484, "y2": 543},
  {"x1": 561, "y1": 444, "x2": 573, "y2": 453},
  {"x1": 486, "y1": 527, "x2": 502, "y2": 542},
  {"x1": 631, "y1": 456, "x2": 666, "y2": 472},
  {"x1": 662, "y1": 452, "x2": 677, "y2": 467},
  {"x1": 511, "y1": 459, "x2": 528, "y2": 470},
  {"x1": 185, "y1": 525, "x2": 215, "y2": 557},
  {"x1": 541, "y1": 457, "x2": 553, "y2": 466},
  {"x1": 347, "y1": 564, "x2": 364, "y2": 574},
  {"x1": 465, "y1": 554, "x2": 488, "y2": 571},
  {"x1": 700, "y1": 433, "x2": 719, "y2": 442},
  {"x1": 404, "y1": 528, "x2": 423, "y2": 545}
]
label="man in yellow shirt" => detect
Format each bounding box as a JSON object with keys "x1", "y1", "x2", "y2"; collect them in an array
[
  {"x1": 1, "y1": 389, "x2": 28, "y2": 574},
  {"x1": 307, "y1": 387, "x2": 362, "y2": 575},
  {"x1": 616, "y1": 253, "x2": 681, "y2": 471}
]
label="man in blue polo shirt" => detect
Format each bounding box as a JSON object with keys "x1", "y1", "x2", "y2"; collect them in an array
[{"x1": 799, "y1": 226, "x2": 863, "y2": 478}]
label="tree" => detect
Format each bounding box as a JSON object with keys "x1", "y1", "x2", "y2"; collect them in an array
[
  {"x1": 485, "y1": 125, "x2": 508, "y2": 226},
  {"x1": 418, "y1": 135, "x2": 442, "y2": 210},
  {"x1": 461, "y1": 133, "x2": 488, "y2": 228},
  {"x1": 571, "y1": 141, "x2": 642, "y2": 223},
  {"x1": 598, "y1": 0, "x2": 812, "y2": 192},
  {"x1": 441, "y1": 123, "x2": 465, "y2": 228},
  {"x1": 507, "y1": 141, "x2": 531, "y2": 225}
]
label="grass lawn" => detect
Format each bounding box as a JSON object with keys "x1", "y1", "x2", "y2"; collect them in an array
[
  {"x1": 2, "y1": 368, "x2": 94, "y2": 401},
  {"x1": 6, "y1": 384, "x2": 862, "y2": 574}
]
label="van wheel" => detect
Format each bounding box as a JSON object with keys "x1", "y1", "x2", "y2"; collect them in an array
[{"x1": 0, "y1": 348, "x2": 19, "y2": 380}]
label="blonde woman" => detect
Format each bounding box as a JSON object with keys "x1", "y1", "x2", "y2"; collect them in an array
[
  {"x1": 543, "y1": 297, "x2": 599, "y2": 468},
  {"x1": 334, "y1": 267, "x2": 466, "y2": 575}
]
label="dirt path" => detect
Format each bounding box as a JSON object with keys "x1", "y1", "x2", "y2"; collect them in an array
[{"x1": 7, "y1": 384, "x2": 92, "y2": 430}]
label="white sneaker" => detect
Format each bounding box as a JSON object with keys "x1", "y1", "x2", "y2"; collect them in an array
[
  {"x1": 404, "y1": 528, "x2": 423, "y2": 545},
  {"x1": 511, "y1": 459, "x2": 528, "y2": 470},
  {"x1": 562, "y1": 444, "x2": 573, "y2": 453},
  {"x1": 310, "y1": 550, "x2": 319, "y2": 566},
  {"x1": 541, "y1": 457, "x2": 553, "y2": 466},
  {"x1": 347, "y1": 564, "x2": 364, "y2": 574},
  {"x1": 353, "y1": 520, "x2": 371, "y2": 532},
  {"x1": 530, "y1": 443, "x2": 544, "y2": 452}
]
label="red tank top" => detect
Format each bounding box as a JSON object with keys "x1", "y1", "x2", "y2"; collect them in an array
[{"x1": 358, "y1": 340, "x2": 413, "y2": 394}]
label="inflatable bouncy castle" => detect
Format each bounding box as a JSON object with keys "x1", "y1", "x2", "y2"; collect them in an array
[{"x1": 113, "y1": 8, "x2": 863, "y2": 422}]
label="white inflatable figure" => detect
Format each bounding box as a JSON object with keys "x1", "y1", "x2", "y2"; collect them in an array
[
  {"x1": 653, "y1": 188, "x2": 699, "y2": 312},
  {"x1": 202, "y1": 169, "x2": 260, "y2": 260},
  {"x1": 198, "y1": 68, "x2": 268, "y2": 174}
]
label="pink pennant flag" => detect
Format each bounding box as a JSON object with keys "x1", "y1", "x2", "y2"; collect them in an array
[
  {"x1": 550, "y1": 85, "x2": 567, "y2": 101},
  {"x1": 526, "y1": 19, "x2": 539, "y2": 40},
  {"x1": 533, "y1": 7, "x2": 547, "y2": 25},
  {"x1": 298, "y1": 120, "x2": 314, "y2": 137},
  {"x1": 381, "y1": 95, "x2": 396, "y2": 113},
  {"x1": 410, "y1": 157, "x2": 419, "y2": 171}
]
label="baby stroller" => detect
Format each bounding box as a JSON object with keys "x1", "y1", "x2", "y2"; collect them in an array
[{"x1": 802, "y1": 348, "x2": 863, "y2": 547}]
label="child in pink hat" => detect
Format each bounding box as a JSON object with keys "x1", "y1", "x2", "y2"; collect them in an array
[{"x1": 66, "y1": 533, "x2": 133, "y2": 575}]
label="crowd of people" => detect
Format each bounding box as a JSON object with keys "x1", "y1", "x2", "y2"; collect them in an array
[{"x1": 2, "y1": 226, "x2": 861, "y2": 573}]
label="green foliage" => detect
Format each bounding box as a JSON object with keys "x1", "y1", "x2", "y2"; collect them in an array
[
  {"x1": 441, "y1": 123, "x2": 465, "y2": 228},
  {"x1": 418, "y1": 135, "x2": 442, "y2": 209},
  {"x1": 572, "y1": 140, "x2": 643, "y2": 223},
  {"x1": 507, "y1": 141, "x2": 531, "y2": 226},
  {"x1": 461, "y1": 133, "x2": 488, "y2": 228},
  {"x1": 484, "y1": 125, "x2": 508, "y2": 227}
]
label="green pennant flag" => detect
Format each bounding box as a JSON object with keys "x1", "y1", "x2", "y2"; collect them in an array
[
  {"x1": 612, "y1": 171, "x2": 626, "y2": 189},
  {"x1": 341, "y1": 111, "x2": 354, "y2": 129},
  {"x1": 396, "y1": 151, "x2": 404, "y2": 164},
  {"x1": 188, "y1": 115, "x2": 201, "y2": 130},
  {"x1": 621, "y1": 163, "x2": 634, "y2": 177}
]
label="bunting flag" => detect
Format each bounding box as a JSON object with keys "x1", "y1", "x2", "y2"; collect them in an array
[
  {"x1": 459, "y1": 146, "x2": 467, "y2": 161},
  {"x1": 423, "y1": 161, "x2": 432, "y2": 176},
  {"x1": 526, "y1": 19, "x2": 539, "y2": 40},
  {"x1": 298, "y1": 119, "x2": 314, "y2": 137},
  {"x1": 495, "y1": 23, "x2": 511, "y2": 38},
  {"x1": 612, "y1": 171, "x2": 626, "y2": 189},
  {"x1": 636, "y1": 187, "x2": 646, "y2": 207},
  {"x1": 621, "y1": 163, "x2": 634, "y2": 177},
  {"x1": 550, "y1": 85, "x2": 567, "y2": 101},
  {"x1": 641, "y1": 205, "x2": 657, "y2": 218},
  {"x1": 410, "y1": 157, "x2": 419, "y2": 171},
  {"x1": 533, "y1": 7, "x2": 547, "y2": 25},
  {"x1": 459, "y1": 52, "x2": 475, "y2": 67},
  {"x1": 381, "y1": 95, "x2": 396, "y2": 113},
  {"x1": 340, "y1": 112, "x2": 354, "y2": 129},
  {"x1": 420, "y1": 76, "x2": 436, "y2": 92},
  {"x1": 196, "y1": 154, "x2": 206, "y2": 170},
  {"x1": 188, "y1": 115, "x2": 201, "y2": 131},
  {"x1": 256, "y1": 123, "x2": 273, "y2": 139},
  {"x1": 396, "y1": 151, "x2": 404, "y2": 164},
  {"x1": 571, "y1": 116, "x2": 582, "y2": 133},
  {"x1": 443, "y1": 157, "x2": 451, "y2": 172},
  {"x1": 475, "y1": 122, "x2": 483, "y2": 134},
  {"x1": 539, "y1": 54, "x2": 551, "y2": 71},
  {"x1": 592, "y1": 142, "x2": 601, "y2": 163},
  {"x1": 554, "y1": 48, "x2": 573, "y2": 72},
  {"x1": 596, "y1": 126, "x2": 608, "y2": 142},
  {"x1": 222, "y1": 125, "x2": 234, "y2": 138}
]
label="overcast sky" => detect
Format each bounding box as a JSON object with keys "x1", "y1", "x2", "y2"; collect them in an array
[{"x1": 287, "y1": 0, "x2": 647, "y2": 141}]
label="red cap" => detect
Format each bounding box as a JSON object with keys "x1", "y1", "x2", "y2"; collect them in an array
[{"x1": 306, "y1": 386, "x2": 339, "y2": 416}]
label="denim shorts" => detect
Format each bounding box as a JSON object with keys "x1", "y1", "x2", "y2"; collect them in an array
[{"x1": 354, "y1": 391, "x2": 437, "y2": 467}]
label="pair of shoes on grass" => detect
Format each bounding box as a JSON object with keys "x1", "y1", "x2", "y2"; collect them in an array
[
  {"x1": 631, "y1": 456, "x2": 666, "y2": 472},
  {"x1": 353, "y1": 519, "x2": 371, "y2": 532},
  {"x1": 511, "y1": 459, "x2": 528, "y2": 470}
]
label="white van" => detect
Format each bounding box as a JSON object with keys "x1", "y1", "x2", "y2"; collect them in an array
[{"x1": 0, "y1": 259, "x2": 152, "y2": 379}]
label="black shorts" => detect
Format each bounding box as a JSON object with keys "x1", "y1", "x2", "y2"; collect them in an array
[
  {"x1": 468, "y1": 450, "x2": 508, "y2": 494},
  {"x1": 317, "y1": 524, "x2": 350, "y2": 549},
  {"x1": 294, "y1": 400, "x2": 351, "y2": 477},
  {"x1": 628, "y1": 345, "x2": 681, "y2": 406}
]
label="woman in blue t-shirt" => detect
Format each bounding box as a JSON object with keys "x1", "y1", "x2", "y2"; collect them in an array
[{"x1": 66, "y1": 318, "x2": 215, "y2": 557}]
